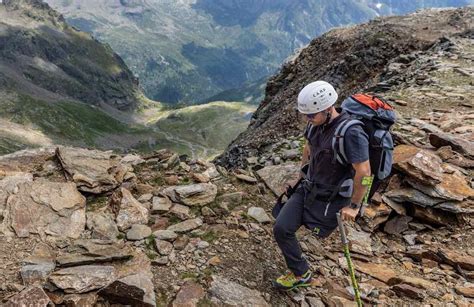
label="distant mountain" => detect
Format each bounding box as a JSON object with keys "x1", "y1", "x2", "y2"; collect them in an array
[{"x1": 45, "y1": 0, "x2": 472, "y2": 104}]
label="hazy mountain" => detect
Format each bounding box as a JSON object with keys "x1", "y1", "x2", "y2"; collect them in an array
[{"x1": 45, "y1": 0, "x2": 472, "y2": 104}]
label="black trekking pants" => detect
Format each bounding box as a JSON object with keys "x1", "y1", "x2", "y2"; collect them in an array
[{"x1": 273, "y1": 186, "x2": 349, "y2": 276}]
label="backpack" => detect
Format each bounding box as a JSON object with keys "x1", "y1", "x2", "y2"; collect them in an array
[{"x1": 332, "y1": 93, "x2": 396, "y2": 199}]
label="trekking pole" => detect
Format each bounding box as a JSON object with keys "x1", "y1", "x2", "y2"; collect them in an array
[{"x1": 336, "y1": 212, "x2": 363, "y2": 307}]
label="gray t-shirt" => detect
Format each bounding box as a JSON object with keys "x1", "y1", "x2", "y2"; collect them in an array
[{"x1": 343, "y1": 124, "x2": 369, "y2": 164}]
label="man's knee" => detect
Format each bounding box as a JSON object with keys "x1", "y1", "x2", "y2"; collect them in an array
[{"x1": 273, "y1": 221, "x2": 294, "y2": 242}]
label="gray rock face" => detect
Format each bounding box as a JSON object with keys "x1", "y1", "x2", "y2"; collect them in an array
[
  {"x1": 154, "y1": 239, "x2": 174, "y2": 256},
  {"x1": 209, "y1": 275, "x2": 270, "y2": 306},
  {"x1": 170, "y1": 204, "x2": 192, "y2": 220},
  {"x1": 257, "y1": 163, "x2": 300, "y2": 196},
  {"x1": 21, "y1": 263, "x2": 55, "y2": 286},
  {"x1": 49, "y1": 265, "x2": 116, "y2": 293},
  {"x1": 126, "y1": 224, "x2": 152, "y2": 241},
  {"x1": 172, "y1": 281, "x2": 205, "y2": 307},
  {"x1": 4, "y1": 181, "x2": 86, "y2": 238},
  {"x1": 167, "y1": 218, "x2": 203, "y2": 234},
  {"x1": 153, "y1": 230, "x2": 178, "y2": 241},
  {"x1": 247, "y1": 207, "x2": 271, "y2": 223},
  {"x1": 56, "y1": 147, "x2": 127, "y2": 194},
  {"x1": 6, "y1": 286, "x2": 51, "y2": 306},
  {"x1": 162, "y1": 183, "x2": 217, "y2": 206},
  {"x1": 429, "y1": 132, "x2": 474, "y2": 158},
  {"x1": 346, "y1": 227, "x2": 372, "y2": 256},
  {"x1": 151, "y1": 196, "x2": 172, "y2": 213},
  {"x1": 86, "y1": 211, "x2": 119, "y2": 240},
  {"x1": 116, "y1": 188, "x2": 149, "y2": 231}
]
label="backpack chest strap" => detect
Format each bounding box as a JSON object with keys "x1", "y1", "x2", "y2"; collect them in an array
[{"x1": 332, "y1": 119, "x2": 364, "y2": 165}]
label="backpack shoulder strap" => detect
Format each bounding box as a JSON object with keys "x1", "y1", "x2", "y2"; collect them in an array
[{"x1": 332, "y1": 118, "x2": 364, "y2": 165}]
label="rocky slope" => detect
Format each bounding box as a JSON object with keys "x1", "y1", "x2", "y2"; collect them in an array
[
  {"x1": 0, "y1": 106, "x2": 473, "y2": 305},
  {"x1": 217, "y1": 7, "x2": 474, "y2": 168},
  {"x1": 45, "y1": 0, "x2": 471, "y2": 104}
]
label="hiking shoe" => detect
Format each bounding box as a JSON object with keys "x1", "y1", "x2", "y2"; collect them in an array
[{"x1": 272, "y1": 270, "x2": 312, "y2": 291}]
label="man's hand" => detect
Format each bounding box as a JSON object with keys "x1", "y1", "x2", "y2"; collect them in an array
[{"x1": 340, "y1": 206, "x2": 359, "y2": 221}]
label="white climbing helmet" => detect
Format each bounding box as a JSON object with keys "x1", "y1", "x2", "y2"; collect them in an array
[{"x1": 297, "y1": 81, "x2": 338, "y2": 114}]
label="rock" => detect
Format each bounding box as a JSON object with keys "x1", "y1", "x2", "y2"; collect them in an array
[
  {"x1": 235, "y1": 173, "x2": 258, "y2": 183},
  {"x1": 381, "y1": 195, "x2": 406, "y2": 215},
  {"x1": 208, "y1": 256, "x2": 222, "y2": 266},
  {"x1": 138, "y1": 193, "x2": 154, "y2": 203},
  {"x1": 121, "y1": 154, "x2": 145, "y2": 166},
  {"x1": 281, "y1": 149, "x2": 300, "y2": 160},
  {"x1": 86, "y1": 211, "x2": 119, "y2": 240},
  {"x1": 272, "y1": 156, "x2": 281, "y2": 165},
  {"x1": 346, "y1": 227, "x2": 372, "y2": 256},
  {"x1": 56, "y1": 147, "x2": 125, "y2": 194},
  {"x1": 201, "y1": 206, "x2": 216, "y2": 217},
  {"x1": 167, "y1": 218, "x2": 203, "y2": 234},
  {"x1": 306, "y1": 296, "x2": 325, "y2": 307},
  {"x1": 164, "y1": 175, "x2": 179, "y2": 185},
  {"x1": 394, "y1": 145, "x2": 474, "y2": 202},
  {"x1": 99, "y1": 274, "x2": 155, "y2": 306},
  {"x1": 192, "y1": 173, "x2": 210, "y2": 183},
  {"x1": 116, "y1": 188, "x2": 149, "y2": 231},
  {"x1": 154, "y1": 239, "x2": 174, "y2": 256},
  {"x1": 153, "y1": 230, "x2": 177, "y2": 241},
  {"x1": 384, "y1": 215, "x2": 413, "y2": 235},
  {"x1": 388, "y1": 276, "x2": 434, "y2": 290},
  {"x1": 6, "y1": 286, "x2": 51, "y2": 306},
  {"x1": 360, "y1": 202, "x2": 392, "y2": 231},
  {"x1": 354, "y1": 261, "x2": 397, "y2": 283},
  {"x1": 429, "y1": 133, "x2": 474, "y2": 158},
  {"x1": 63, "y1": 293, "x2": 98, "y2": 306},
  {"x1": 179, "y1": 162, "x2": 191, "y2": 172},
  {"x1": 49, "y1": 265, "x2": 116, "y2": 293},
  {"x1": 0, "y1": 172, "x2": 33, "y2": 211},
  {"x1": 151, "y1": 217, "x2": 170, "y2": 231},
  {"x1": 126, "y1": 224, "x2": 152, "y2": 241},
  {"x1": 152, "y1": 196, "x2": 173, "y2": 213},
  {"x1": 412, "y1": 205, "x2": 458, "y2": 226},
  {"x1": 256, "y1": 163, "x2": 300, "y2": 196},
  {"x1": 216, "y1": 192, "x2": 244, "y2": 207},
  {"x1": 385, "y1": 188, "x2": 445, "y2": 208},
  {"x1": 172, "y1": 281, "x2": 205, "y2": 307},
  {"x1": 152, "y1": 256, "x2": 169, "y2": 266},
  {"x1": 208, "y1": 275, "x2": 269, "y2": 306},
  {"x1": 455, "y1": 285, "x2": 474, "y2": 298},
  {"x1": 202, "y1": 166, "x2": 220, "y2": 179},
  {"x1": 162, "y1": 184, "x2": 217, "y2": 206},
  {"x1": 392, "y1": 284, "x2": 424, "y2": 300},
  {"x1": 4, "y1": 181, "x2": 86, "y2": 238},
  {"x1": 21, "y1": 263, "x2": 55, "y2": 286},
  {"x1": 247, "y1": 207, "x2": 271, "y2": 223},
  {"x1": 438, "y1": 249, "x2": 474, "y2": 271},
  {"x1": 403, "y1": 234, "x2": 417, "y2": 246},
  {"x1": 174, "y1": 235, "x2": 190, "y2": 250},
  {"x1": 56, "y1": 247, "x2": 133, "y2": 267},
  {"x1": 170, "y1": 204, "x2": 192, "y2": 220}
]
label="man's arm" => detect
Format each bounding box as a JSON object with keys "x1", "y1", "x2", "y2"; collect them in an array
[{"x1": 341, "y1": 160, "x2": 371, "y2": 221}]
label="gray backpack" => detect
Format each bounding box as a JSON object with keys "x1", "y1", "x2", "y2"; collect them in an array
[{"x1": 333, "y1": 94, "x2": 396, "y2": 198}]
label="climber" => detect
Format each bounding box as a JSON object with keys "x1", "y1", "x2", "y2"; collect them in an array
[{"x1": 272, "y1": 81, "x2": 371, "y2": 290}]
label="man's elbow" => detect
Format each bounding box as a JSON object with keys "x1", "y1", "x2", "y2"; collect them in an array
[{"x1": 353, "y1": 160, "x2": 371, "y2": 177}]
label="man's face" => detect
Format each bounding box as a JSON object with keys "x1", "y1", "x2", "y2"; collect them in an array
[{"x1": 301, "y1": 109, "x2": 329, "y2": 126}]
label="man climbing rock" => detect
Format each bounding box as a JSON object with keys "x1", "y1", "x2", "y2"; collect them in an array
[{"x1": 272, "y1": 81, "x2": 371, "y2": 290}]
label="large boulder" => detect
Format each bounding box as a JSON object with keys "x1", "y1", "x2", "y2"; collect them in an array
[
  {"x1": 3, "y1": 180, "x2": 86, "y2": 238},
  {"x1": 49, "y1": 265, "x2": 116, "y2": 293},
  {"x1": 256, "y1": 163, "x2": 300, "y2": 196},
  {"x1": 162, "y1": 183, "x2": 217, "y2": 206},
  {"x1": 208, "y1": 275, "x2": 269, "y2": 306},
  {"x1": 56, "y1": 147, "x2": 132, "y2": 194}
]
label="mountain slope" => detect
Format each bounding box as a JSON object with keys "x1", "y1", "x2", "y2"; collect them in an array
[
  {"x1": 45, "y1": 0, "x2": 472, "y2": 104},
  {"x1": 216, "y1": 7, "x2": 474, "y2": 168}
]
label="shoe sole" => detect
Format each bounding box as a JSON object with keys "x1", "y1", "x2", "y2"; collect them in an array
[{"x1": 271, "y1": 280, "x2": 312, "y2": 291}]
